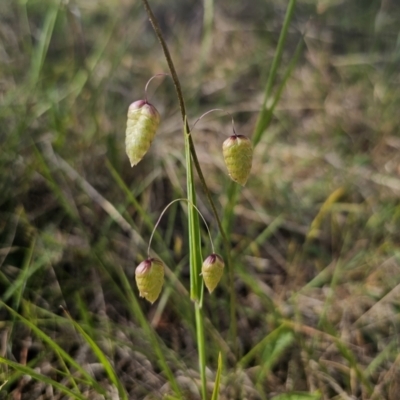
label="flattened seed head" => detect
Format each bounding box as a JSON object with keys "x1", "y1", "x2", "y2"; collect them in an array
[
  {"x1": 202, "y1": 253, "x2": 225, "y2": 294},
  {"x1": 126, "y1": 100, "x2": 160, "y2": 167},
  {"x1": 222, "y1": 135, "x2": 253, "y2": 186},
  {"x1": 135, "y1": 258, "x2": 165, "y2": 303}
]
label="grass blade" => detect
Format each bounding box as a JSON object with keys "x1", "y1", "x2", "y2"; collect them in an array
[
  {"x1": 3, "y1": 238, "x2": 36, "y2": 306},
  {"x1": 0, "y1": 301, "x2": 106, "y2": 396},
  {"x1": 211, "y1": 352, "x2": 222, "y2": 400},
  {"x1": 239, "y1": 324, "x2": 289, "y2": 368},
  {"x1": 0, "y1": 357, "x2": 87, "y2": 400},
  {"x1": 62, "y1": 308, "x2": 128, "y2": 400},
  {"x1": 253, "y1": 0, "x2": 298, "y2": 146},
  {"x1": 28, "y1": 0, "x2": 60, "y2": 87},
  {"x1": 184, "y1": 120, "x2": 207, "y2": 400},
  {"x1": 184, "y1": 123, "x2": 202, "y2": 302}
]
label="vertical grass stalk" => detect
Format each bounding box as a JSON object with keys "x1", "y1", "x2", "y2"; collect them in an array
[
  {"x1": 185, "y1": 121, "x2": 207, "y2": 399},
  {"x1": 140, "y1": 2, "x2": 213, "y2": 396}
]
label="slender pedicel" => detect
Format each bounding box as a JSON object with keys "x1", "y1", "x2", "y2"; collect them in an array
[{"x1": 147, "y1": 198, "x2": 215, "y2": 256}]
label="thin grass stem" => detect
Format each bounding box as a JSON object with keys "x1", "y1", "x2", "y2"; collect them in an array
[{"x1": 184, "y1": 121, "x2": 207, "y2": 399}]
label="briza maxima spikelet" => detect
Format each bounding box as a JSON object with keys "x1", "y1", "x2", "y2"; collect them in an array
[
  {"x1": 135, "y1": 258, "x2": 165, "y2": 303},
  {"x1": 125, "y1": 100, "x2": 160, "y2": 166},
  {"x1": 202, "y1": 253, "x2": 224, "y2": 294},
  {"x1": 222, "y1": 134, "x2": 253, "y2": 186}
]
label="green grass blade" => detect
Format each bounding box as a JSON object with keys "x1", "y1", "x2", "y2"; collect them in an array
[
  {"x1": 256, "y1": 330, "x2": 294, "y2": 385},
  {"x1": 211, "y1": 352, "x2": 222, "y2": 400},
  {"x1": 3, "y1": 238, "x2": 35, "y2": 305},
  {"x1": 233, "y1": 214, "x2": 285, "y2": 257},
  {"x1": 239, "y1": 324, "x2": 289, "y2": 368},
  {"x1": 0, "y1": 301, "x2": 106, "y2": 396},
  {"x1": 0, "y1": 356, "x2": 87, "y2": 400},
  {"x1": 185, "y1": 122, "x2": 207, "y2": 400},
  {"x1": 255, "y1": 37, "x2": 305, "y2": 146},
  {"x1": 33, "y1": 145, "x2": 80, "y2": 221},
  {"x1": 365, "y1": 340, "x2": 397, "y2": 378},
  {"x1": 184, "y1": 125, "x2": 202, "y2": 301},
  {"x1": 28, "y1": 0, "x2": 61, "y2": 87},
  {"x1": 62, "y1": 309, "x2": 128, "y2": 400},
  {"x1": 253, "y1": 0, "x2": 297, "y2": 146},
  {"x1": 106, "y1": 159, "x2": 170, "y2": 254}
]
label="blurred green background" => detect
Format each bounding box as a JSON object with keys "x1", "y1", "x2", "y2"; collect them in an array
[{"x1": 1, "y1": 0, "x2": 400, "y2": 398}]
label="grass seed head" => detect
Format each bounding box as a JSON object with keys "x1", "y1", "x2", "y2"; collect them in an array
[
  {"x1": 222, "y1": 134, "x2": 253, "y2": 186},
  {"x1": 125, "y1": 100, "x2": 160, "y2": 166},
  {"x1": 135, "y1": 257, "x2": 165, "y2": 303},
  {"x1": 202, "y1": 253, "x2": 224, "y2": 294}
]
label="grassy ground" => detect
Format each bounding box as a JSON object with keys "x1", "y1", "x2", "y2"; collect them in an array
[{"x1": 1, "y1": 0, "x2": 400, "y2": 399}]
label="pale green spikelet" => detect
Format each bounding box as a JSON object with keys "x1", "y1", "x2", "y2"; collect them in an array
[
  {"x1": 125, "y1": 100, "x2": 160, "y2": 166},
  {"x1": 135, "y1": 258, "x2": 165, "y2": 303},
  {"x1": 222, "y1": 134, "x2": 253, "y2": 186},
  {"x1": 202, "y1": 253, "x2": 224, "y2": 294}
]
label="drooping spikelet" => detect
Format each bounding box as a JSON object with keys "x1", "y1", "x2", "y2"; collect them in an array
[
  {"x1": 222, "y1": 135, "x2": 253, "y2": 186},
  {"x1": 202, "y1": 253, "x2": 224, "y2": 294},
  {"x1": 135, "y1": 258, "x2": 165, "y2": 303},
  {"x1": 125, "y1": 100, "x2": 160, "y2": 166}
]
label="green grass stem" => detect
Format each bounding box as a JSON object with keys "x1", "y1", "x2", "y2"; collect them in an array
[{"x1": 185, "y1": 121, "x2": 207, "y2": 399}]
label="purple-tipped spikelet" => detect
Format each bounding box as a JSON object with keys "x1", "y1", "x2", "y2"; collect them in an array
[
  {"x1": 125, "y1": 100, "x2": 160, "y2": 166},
  {"x1": 135, "y1": 258, "x2": 165, "y2": 303},
  {"x1": 222, "y1": 134, "x2": 253, "y2": 186},
  {"x1": 202, "y1": 253, "x2": 225, "y2": 294}
]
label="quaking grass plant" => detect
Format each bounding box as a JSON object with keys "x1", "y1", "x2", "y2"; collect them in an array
[{"x1": 125, "y1": 0, "x2": 301, "y2": 398}]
